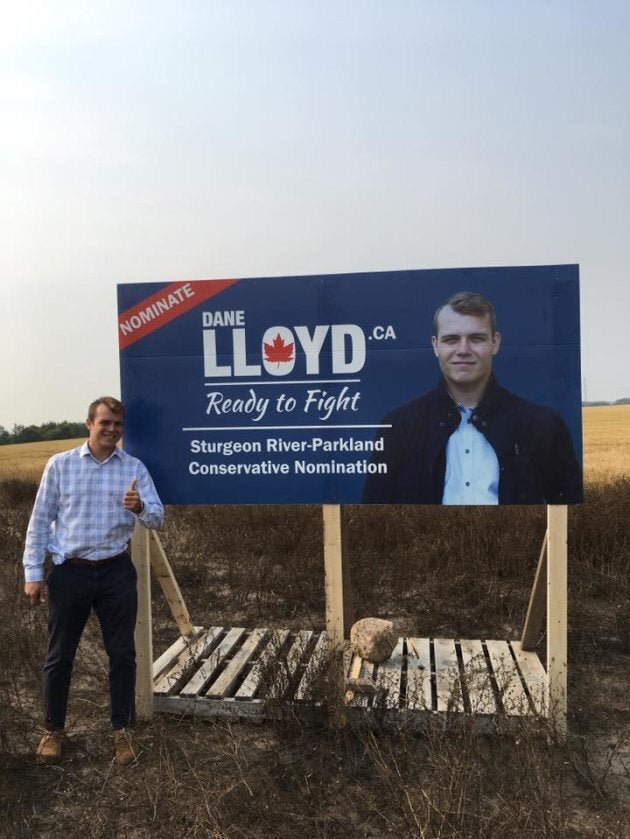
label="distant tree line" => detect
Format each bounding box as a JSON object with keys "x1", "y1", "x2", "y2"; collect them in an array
[
  {"x1": 583, "y1": 398, "x2": 630, "y2": 407},
  {"x1": 0, "y1": 421, "x2": 86, "y2": 445}
]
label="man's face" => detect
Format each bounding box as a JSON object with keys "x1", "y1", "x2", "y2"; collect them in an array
[
  {"x1": 86, "y1": 404, "x2": 124, "y2": 454},
  {"x1": 431, "y1": 306, "x2": 501, "y2": 392}
]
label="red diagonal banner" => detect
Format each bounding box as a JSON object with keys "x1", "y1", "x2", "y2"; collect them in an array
[{"x1": 118, "y1": 278, "x2": 238, "y2": 349}]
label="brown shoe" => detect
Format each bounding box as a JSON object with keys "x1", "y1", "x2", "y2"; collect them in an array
[
  {"x1": 113, "y1": 728, "x2": 138, "y2": 765},
  {"x1": 36, "y1": 729, "x2": 65, "y2": 763}
]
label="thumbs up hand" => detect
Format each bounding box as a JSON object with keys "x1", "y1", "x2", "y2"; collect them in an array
[{"x1": 123, "y1": 478, "x2": 142, "y2": 514}]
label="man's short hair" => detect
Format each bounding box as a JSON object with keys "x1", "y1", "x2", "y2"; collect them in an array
[
  {"x1": 433, "y1": 291, "x2": 497, "y2": 336},
  {"x1": 87, "y1": 396, "x2": 125, "y2": 421}
]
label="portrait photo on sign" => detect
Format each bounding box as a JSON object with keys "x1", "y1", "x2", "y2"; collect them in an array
[{"x1": 361, "y1": 286, "x2": 582, "y2": 505}]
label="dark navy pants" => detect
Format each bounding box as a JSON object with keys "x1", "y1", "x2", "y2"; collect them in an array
[{"x1": 43, "y1": 554, "x2": 137, "y2": 731}]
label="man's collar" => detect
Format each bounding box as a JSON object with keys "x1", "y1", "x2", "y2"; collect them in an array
[
  {"x1": 80, "y1": 441, "x2": 123, "y2": 462},
  {"x1": 437, "y1": 375, "x2": 501, "y2": 414}
]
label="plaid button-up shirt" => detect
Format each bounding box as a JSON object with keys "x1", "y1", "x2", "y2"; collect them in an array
[{"x1": 23, "y1": 442, "x2": 164, "y2": 582}]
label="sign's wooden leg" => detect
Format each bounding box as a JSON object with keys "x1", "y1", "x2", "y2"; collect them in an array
[
  {"x1": 322, "y1": 505, "x2": 353, "y2": 648},
  {"x1": 520, "y1": 530, "x2": 548, "y2": 651},
  {"x1": 323, "y1": 505, "x2": 354, "y2": 727},
  {"x1": 131, "y1": 523, "x2": 154, "y2": 721},
  {"x1": 546, "y1": 505, "x2": 568, "y2": 739},
  {"x1": 149, "y1": 531, "x2": 195, "y2": 638}
]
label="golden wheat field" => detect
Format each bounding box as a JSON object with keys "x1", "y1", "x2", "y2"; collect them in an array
[
  {"x1": 581, "y1": 404, "x2": 630, "y2": 483},
  {"x1": 0, "y1": 438, "x2": 86, "y2": 481},
  {"x1": 0, "y1": 405, "x2": 628, "y2": 484}
]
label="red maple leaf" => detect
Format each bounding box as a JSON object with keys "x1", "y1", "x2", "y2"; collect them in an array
[{"x1": 264, "y1": 333, "x2": 294, "y2": 364}]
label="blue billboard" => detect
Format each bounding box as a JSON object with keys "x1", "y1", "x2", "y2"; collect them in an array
[{"x1": 117, "y1": 265, "x2": 582, "y2": 505}]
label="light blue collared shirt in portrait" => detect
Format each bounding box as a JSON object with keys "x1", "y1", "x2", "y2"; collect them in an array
[{"x1": 442, "y1": 406, "x2": 499, "y2": 505}]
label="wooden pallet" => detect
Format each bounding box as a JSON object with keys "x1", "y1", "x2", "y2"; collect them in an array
[{"x1": 152, "y1": 627, "x2": 548, "y2": 722}]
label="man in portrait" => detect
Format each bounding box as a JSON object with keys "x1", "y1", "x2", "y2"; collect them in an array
[{"x1": 362, "y1": 291, "x2": 582, "y2": 505}]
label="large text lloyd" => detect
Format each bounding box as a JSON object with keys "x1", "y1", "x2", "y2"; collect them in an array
[{"x1": 201, "y1": 309, "x2": 397, "y2": 377}]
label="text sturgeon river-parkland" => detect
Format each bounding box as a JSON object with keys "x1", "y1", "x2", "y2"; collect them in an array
[{"x1": 187, "y1": 434, "x2": 387, "y2": 476}]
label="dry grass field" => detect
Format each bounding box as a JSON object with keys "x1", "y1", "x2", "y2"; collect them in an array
[{"x1": 1, "y1": 405, "x2": 627, "y2": 483}]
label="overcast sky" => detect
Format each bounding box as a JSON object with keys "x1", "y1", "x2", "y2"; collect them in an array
[{"x1": 2, "y1": 1, "x2": 628, "y2": 429}]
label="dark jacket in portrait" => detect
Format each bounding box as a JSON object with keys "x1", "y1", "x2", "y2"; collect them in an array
[{"x1": 361, "y1": 377, "x2": 583, "y2": 505}]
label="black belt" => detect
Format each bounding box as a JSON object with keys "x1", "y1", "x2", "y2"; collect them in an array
[{"x1": 65, "y1": 551, "x2": 129, "y2": 568}]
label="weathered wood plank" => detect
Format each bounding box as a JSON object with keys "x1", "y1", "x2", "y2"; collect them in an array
[
  {"x1": 510, "y1": 640, "x2": 547, "y2": 716},
  {"x1": 459, "y1": 639, "x2": 496, "y2": 715},
  {"x1": 155, "y1": 695, "x2": 266, "y2": 722},
  {"x1": 266, "y1": 630, "x2": 313, "y2": 699},
  {"x1": 235, "y1": 629, "x2": 290, "y2": 699},
  {"x1": 433, "y1": 638, "x2": 464, "y2": 713},
  {"x1": 406, "y1": 637, "x2": 432, "y2": 711},
  {"x1": 295, "y1": 632, "x2": 329, "y2": 701},
  {"x1": 154, "y1": 627, "x2": 223, "y2": 696},
  {"x1": 180, "y1": 627, "x2": 247, "y2": 697},
  {"x1": 346, "y1": 656, "x2": 374, "y2": 707},
  {"x1": 348, "y1": 652, "x2": 362, "y2": 681},
  {"x1": 206, "y1": 628, "x2": 268, "y2": 698},
  {"x1": 485, "y1": 640, "x2": 532, "y2": 716},
  {"x1": 152, "y1": 627, "x2": 203, "y2": 681},
  {"x1": 374, "y1": 637, "x2": 404, "y2": 709}
]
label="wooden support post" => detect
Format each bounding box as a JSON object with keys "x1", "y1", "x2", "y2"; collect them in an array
[
  {"x1": 149, "y1": 531, "x2": 195, "y2": 638},
  {"x1": 323, "y1": 505, "x2": 354, "y2": 728},
  {"x1": 131, "y1": 524, "x2": 153, "y2": 721},
  {"x1": 322, "y1": 505, "x2": 354, "y2": 649},
  {"x1": 546, "y1": 505, "x2": 568, "y2": 739},
  {"x1": 520, "y1": 530, "x2": 548, "y2": 651}
]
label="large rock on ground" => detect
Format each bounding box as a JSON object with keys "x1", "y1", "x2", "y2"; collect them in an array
[{"x1": 350, "y1": 618, "x2": 397, "y2": 663}]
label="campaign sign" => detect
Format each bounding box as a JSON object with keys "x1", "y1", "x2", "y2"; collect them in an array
[{"x1": 117, "y1": 265, "x2": 582, "y2": 505}]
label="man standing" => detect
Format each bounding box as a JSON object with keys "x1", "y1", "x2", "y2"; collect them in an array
[
  {"x1": 23, "y1": 396, "x2": 164, "y2": 764},
  {"x1": 362, "y1": 291, "x2": 582, "y2": 504}
]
